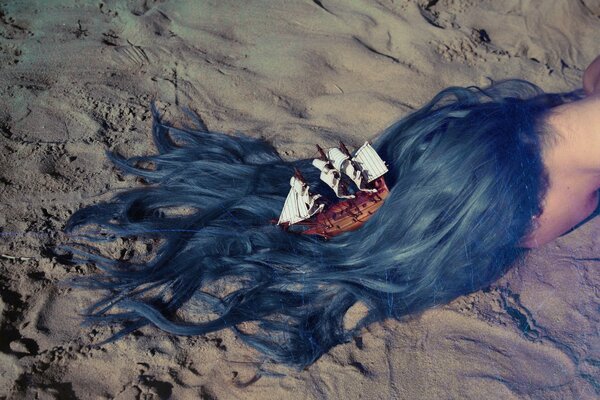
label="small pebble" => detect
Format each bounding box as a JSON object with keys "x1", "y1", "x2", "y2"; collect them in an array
[{"x1": 9, "y1": 340, "x2": 29, "y2": 354}]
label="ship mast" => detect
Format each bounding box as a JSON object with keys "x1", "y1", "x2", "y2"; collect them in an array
[
  {"x1": 277, "y1": 168, "x2": 324, "y2": 225},
  {"x1": 312, "y1": 145, "x2": 354, "y2": 199},
  {"x1": 351, "y1": 141, "x2": 388, "y2": 183},
  {"x1": 328, "y1": 141, "x2": 376, "y2": 193}
]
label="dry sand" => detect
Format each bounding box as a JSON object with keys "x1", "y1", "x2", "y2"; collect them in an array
[{"x1": 0, "y1": 0, "x2": 599, "y2": 398}]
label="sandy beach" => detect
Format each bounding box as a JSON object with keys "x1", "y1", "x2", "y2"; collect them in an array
[{"x1": 0, "y1": 0, "x2": 599, "y2": 398}]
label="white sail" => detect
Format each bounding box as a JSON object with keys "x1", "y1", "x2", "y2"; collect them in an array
[
  {"x1": 341, "y1": 158, "x2": 368, "y2": 190},
  {"x1": 326, "y1": 148, "x2": 349, "y2": 171},
  {"x1": 278, "y1": 176, "x2": 324, "y2": 225},
  {"x1": 352, "y1": 141, "x2": 388, "y2": 182},
  {"x1": 312, "y1": 159, "x2": 355, "y2": 199},
  {"x1": 324, "y1": 147, "x2": 365, "y2": 190}
]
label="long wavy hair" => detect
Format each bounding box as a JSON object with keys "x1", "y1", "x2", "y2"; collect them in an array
[{"x1": 64, "y1": 80, "x2": 583, "y2": 368}]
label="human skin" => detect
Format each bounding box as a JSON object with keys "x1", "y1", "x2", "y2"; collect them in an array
[
  {"x1": 519, "y1": 55, "x2": 600, "y2": 248},
  {"x1": 583, "y1": 54, "x2": 600, "y2": 95}
]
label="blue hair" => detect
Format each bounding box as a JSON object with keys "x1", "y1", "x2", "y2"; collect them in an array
[{"x1": 63, "y1": 80, "x2": 583, "y2": 368}]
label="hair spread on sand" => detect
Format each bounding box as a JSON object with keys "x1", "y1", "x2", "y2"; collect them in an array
[{"x1": 63, "y1": 80, "x2": 583, "y2": 368}]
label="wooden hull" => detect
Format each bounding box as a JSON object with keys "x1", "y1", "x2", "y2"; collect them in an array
[{"x1": 299, "y1": 176, "x2": 389, "y2": 239}]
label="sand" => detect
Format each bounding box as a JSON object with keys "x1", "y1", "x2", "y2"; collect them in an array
[{"x1": 0, "y1": 0, "x2": 598, "y2": 398}]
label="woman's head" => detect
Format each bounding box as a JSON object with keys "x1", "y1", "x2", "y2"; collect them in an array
[
  {"x1": 375, "y1": 79, "x2": 583, "y2": 246},
  {"x1": 64, "y1": 79, "x2": 583, "y2": 368},
  {"x1": 311, "y1": 80, "x2": 582, "y2": 318}
]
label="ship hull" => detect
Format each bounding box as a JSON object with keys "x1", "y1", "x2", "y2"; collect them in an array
[{"x1": 299, "y1": 176, "x2": 389, "y2": 239}]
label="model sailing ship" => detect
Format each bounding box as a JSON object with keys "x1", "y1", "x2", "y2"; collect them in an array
[{"x1": 277, "y1": 141, "x2": 389, "y2": 238}]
